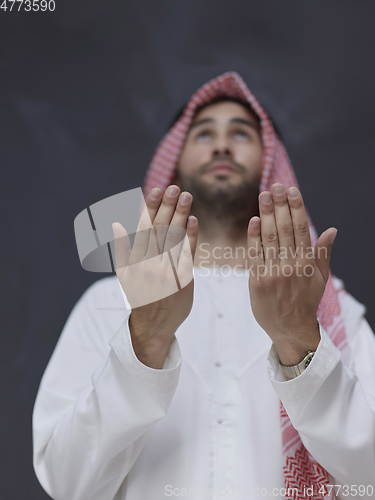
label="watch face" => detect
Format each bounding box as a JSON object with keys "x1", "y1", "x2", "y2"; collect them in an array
[{"x1": 304, "y1": 354, "x2": 314, "y2": 370}]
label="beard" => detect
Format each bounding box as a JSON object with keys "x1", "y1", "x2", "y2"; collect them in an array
[{"x1": 175, "y1": 166, "x2": 260, "y2": 222}]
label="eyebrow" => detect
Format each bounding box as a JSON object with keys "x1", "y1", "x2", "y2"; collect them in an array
[{"x1": 189, "y1": 117, "x2": 260, "y2": 132}]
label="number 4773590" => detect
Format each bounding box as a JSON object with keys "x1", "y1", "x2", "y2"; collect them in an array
[
  {"x1": 0, "y1": 0, "x2": 56, "y2": 11},
  {"x1": 319, "y1": 484, "x2": 374, "y2": 497}
]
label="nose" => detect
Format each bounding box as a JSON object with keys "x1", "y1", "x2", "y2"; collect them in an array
[{"x1": 212, "y1": 134, "x2": 232, "y2": 158}]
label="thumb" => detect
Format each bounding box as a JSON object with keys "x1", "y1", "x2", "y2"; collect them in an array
[
  {"x1": 177, "y1": 216, "x2": 199, "y2": 288},
  {"x1": 112, "y1": 222, "x2": 131, "y2": 274},
  {"x1": 314, "y1": 227, "x2": 337, "y2": 283}
]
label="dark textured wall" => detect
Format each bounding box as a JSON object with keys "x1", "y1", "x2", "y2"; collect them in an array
[{"x1": 1, "y1": 1, "x2": 374, "y2": 498}]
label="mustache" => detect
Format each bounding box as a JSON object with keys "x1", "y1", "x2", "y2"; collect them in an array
[{"x1": 199, "y1": 157, "x2": 246, "y2": 174}]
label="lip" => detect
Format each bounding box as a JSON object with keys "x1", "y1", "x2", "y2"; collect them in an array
[{"x1": 207, "y1": 162, "x2": 239, "y2": 176}]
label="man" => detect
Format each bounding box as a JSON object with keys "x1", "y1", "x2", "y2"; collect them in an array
[{"x1": 33, "y1": 72, "x2": 375, "y2": 500}]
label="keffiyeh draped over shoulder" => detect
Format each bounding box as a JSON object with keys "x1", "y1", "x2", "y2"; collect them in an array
[{"x1": 143, "y1": 71, "x2": 349, "y2": 500}]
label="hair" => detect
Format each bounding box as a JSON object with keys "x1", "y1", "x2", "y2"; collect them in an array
[{"x1": 167, "y1": 95, "x2": 283, "y2": 141}]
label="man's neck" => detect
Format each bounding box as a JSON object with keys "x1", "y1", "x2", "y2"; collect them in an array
[{"x1": 192, "y1": 207, "x2": 257, "y2": 269}]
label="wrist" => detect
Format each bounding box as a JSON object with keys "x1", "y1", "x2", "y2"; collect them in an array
[
  {"x1": 129, "y1": 314, "x2": 175, "y2": 369},
  {"x1": 280, "y1": 350, "x2": 316, "y2": 380},
  {"x1": 273, "y1": 320, "x2": 320, "y2": 366}
]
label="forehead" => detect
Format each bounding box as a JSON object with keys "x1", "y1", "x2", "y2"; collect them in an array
[{"x1": 191, "y1": 101, "x2": 260, "y2": 127}]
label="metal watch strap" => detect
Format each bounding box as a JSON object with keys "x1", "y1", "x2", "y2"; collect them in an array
[{"x1": 280, "y1": 350, "x2": 316, "y2": 379}]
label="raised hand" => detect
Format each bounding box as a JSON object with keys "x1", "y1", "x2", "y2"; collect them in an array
[
  {"x1": 112, "y1": 185, "x2": 198, "y2": 369},
  {"x1": 247, "y1": 183, "x2": 337, "y2": 366}
]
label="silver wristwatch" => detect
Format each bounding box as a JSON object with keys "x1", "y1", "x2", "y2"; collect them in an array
[{"x1": 280, "y1": 350, "x2": 315, "y2": 379}]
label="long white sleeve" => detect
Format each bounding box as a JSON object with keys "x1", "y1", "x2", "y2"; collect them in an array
[
  {"x1": 32, "y1": 278, "x2": 182, "y2": 500},
  {"x1": 267, "y1": 286, "x2": 375, "y2": 497}
]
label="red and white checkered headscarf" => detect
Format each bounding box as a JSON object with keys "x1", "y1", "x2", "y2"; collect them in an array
[{"x1": 143, "y1": 71, "x2": 349, "y2": 499}]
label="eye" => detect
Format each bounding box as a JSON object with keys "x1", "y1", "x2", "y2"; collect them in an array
[
  {"x1": 196, "y1": 129, "x2": 212, "y2": 140},
  {"x1": 233, "y1": 130, "x2": 250, "y2": 140}
]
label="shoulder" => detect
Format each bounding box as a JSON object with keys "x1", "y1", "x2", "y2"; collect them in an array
[
  {"x1": 60, "y1": 275, "x2": 128, "y2": 353},
  {"x1": 331, "y1": 276, "x2": 375, "y2": 389},
  {"x1": 83, "y1": 275, "x2": 121, "y2": 295},
  {"x1": 331, "y1": 274, "x2": 367, "y2": 326},
  {"x1": 78, "y1": 275, "x2": 124, "y2": 308},
  {"x1": 331, "y1": 275, "x2": 373, "y2": 352}
]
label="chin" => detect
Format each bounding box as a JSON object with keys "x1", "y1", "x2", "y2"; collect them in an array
[
  {"x1": 181, "y1": 172, "x2": 258, "y2": 205},
  {"x1": 206, "y1": 176, "x2": 241, "y2": 190},
  {"x1": 204, "y1": 181, "x2": 241, "y2": 200}
]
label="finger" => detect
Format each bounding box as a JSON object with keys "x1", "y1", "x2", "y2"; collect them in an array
[
  {"x1": 112, "y1": 222, "x2": 131, "y2": 273},
  {"x1": 147, "y1": 185, "x2": 181, "y2": 259},
  {"x1": 259, "y1": 191, "x2": 279, "y2": 271},
  {"x1": 286, "y1": 187, "x2": 312, "y2": 262},
  {"x1": 271, "y1": 183, "x2": 295, "y2": 264},
  {"x1": 314, "y1": 228, "x2": 337, "y2": 283},
  {"x1": 145, "y1": 187, "x2": 164, "y2": 222},
  {"x1": 131, "y1": 187, "x2": 163, "y2": 263},
  {"x1": 177, "y1": 216, "x2": 198, "y2": 286},
  {"x1": 162, "y1": 191, "x2": 193, "y2": 262},
  {"x1": 247, "y1": 216, "x2": 264, "y2": 268}
]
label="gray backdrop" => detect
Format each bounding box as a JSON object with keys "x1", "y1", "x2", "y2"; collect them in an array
[{"x1": 1, "y1": 1, "x2": 374, "y2": 498}]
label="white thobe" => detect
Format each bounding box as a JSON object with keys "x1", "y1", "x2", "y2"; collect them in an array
[{"x1": 32, "y1": 267, "x2": 375, "y2": 500}]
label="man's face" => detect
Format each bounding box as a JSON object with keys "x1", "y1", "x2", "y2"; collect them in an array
[{"x1": 174, "y1": 101, "x2": 263, "y2": 216}]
